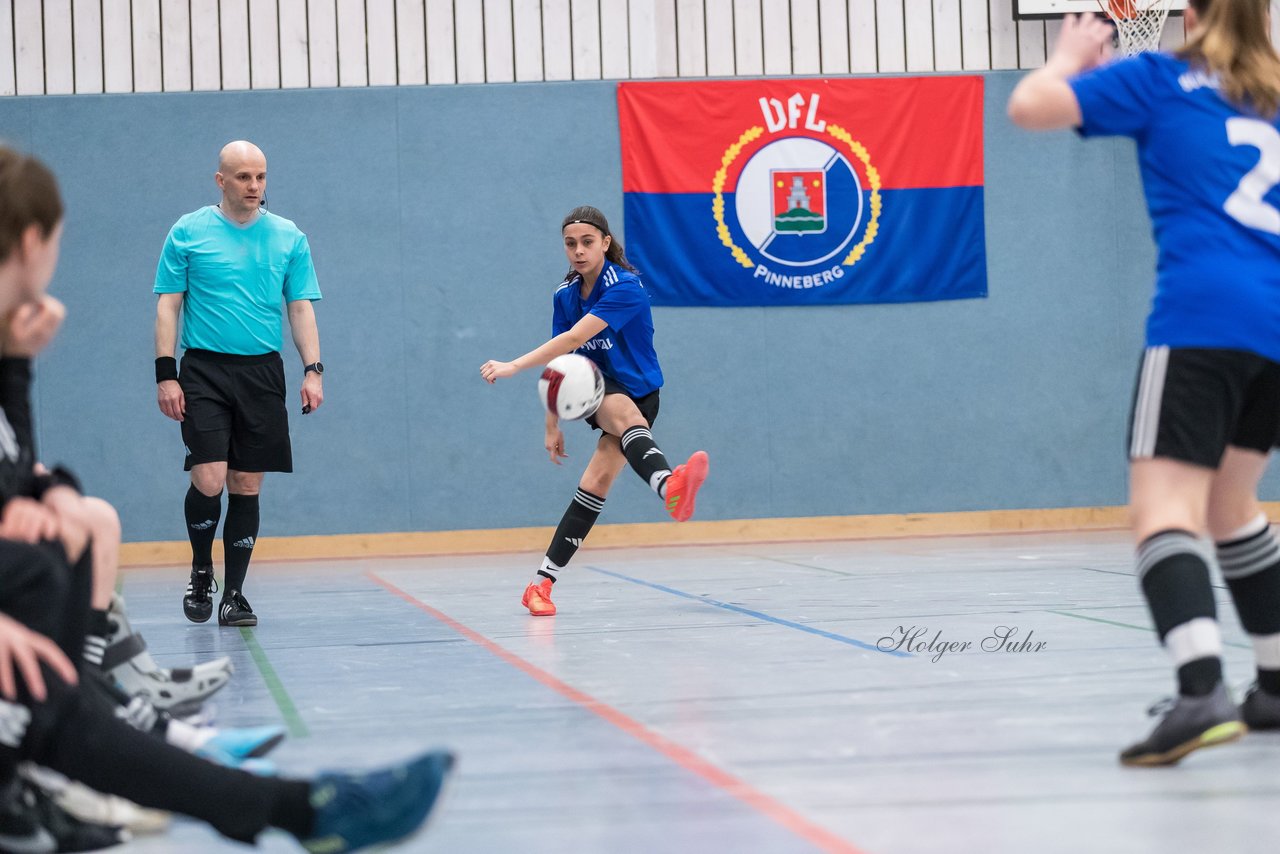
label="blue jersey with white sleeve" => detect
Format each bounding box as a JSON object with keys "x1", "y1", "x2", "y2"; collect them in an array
[
  {"x1": 552, "y1": 260, "x2": 664, "y2": 397},
  {"x1": 1070, "y1": 52, "x2": 1280, "y2": 363}
]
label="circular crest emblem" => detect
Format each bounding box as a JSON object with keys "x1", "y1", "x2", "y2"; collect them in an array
[{"x1": 713, "y1": 123, "x2": 881, "y2": 283}]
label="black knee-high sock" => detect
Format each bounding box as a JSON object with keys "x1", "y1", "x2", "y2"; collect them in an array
[
  {"x1": 619, "y1": 426, "x2": 673, "y2": 497},
  {"x1": 1216, "y1": 515, "x2": 1280, "y2": 695},
  {"x1": 1137, "y1": 529, "x2": 1223, "y2": 697},
  {"x1": 185, "y1": 486, "x2": 222, "y2": 568},
  {"x1": 223, "y1": 494, "x2": 260, "y2": 594},
  {"x1": 539, "y1": 489, "x2": 605, "y2": 583}
]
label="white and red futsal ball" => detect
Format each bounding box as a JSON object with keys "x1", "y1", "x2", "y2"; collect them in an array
[{"x1": 539, "y1": 354, "x2": 604, "y2": 421}]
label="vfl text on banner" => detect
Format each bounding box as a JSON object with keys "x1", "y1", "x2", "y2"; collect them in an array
[{"x1": 617, "y1": 77, "x2": 988, "y2": 307}]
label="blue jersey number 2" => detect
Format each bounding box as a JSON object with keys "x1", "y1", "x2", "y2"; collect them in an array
[{"x1": 1224, "y1": 117, "x2": 1280, "y2": 234}]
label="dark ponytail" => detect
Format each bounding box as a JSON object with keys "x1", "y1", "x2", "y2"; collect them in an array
[{"x1": 561, "y1": 205, "x2": 637, "y2": 274}]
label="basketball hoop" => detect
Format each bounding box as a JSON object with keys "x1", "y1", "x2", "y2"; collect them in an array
[{"x1": 1099, "y1": 0, "x2": 1174, "y2": 56}]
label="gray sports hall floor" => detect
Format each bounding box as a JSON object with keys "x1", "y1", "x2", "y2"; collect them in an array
[{"x1": 122, "y1": 530, "x2": 1280, "y2": 853}]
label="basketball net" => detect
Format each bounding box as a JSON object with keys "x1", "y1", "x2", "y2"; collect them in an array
[{"x1": 1098, "y1": 0, "x2": 1174, "y2": 56}]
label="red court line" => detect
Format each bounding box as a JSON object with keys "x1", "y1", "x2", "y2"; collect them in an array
[{"x1": 367, "y1": 571, "x2": 867, "y2": 854}]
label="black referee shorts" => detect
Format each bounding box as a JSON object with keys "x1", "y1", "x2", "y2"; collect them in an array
[
  {"x1": 179, "y1": 349, "x2": 292, "y2": 473},
  {"x1": 1128, "y1": 346, "x2": 1280, "y2": 469},
  {"x1": 586, "y1": 378, "x2": 660, "y2": 434}
]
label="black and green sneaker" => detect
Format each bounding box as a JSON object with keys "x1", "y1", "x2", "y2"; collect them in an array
[{"x1": 1120, "y1": 684, "x2": 1246, "y2": 767}]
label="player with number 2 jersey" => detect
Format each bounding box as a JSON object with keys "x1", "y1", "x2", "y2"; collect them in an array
[{"x1": 1009, "y1": 1, "x2": 1280, "y2": 769}]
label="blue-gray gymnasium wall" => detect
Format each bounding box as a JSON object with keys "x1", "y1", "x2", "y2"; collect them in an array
[{"x1": 2, "y1": 74, "x2": 1265, "y2": 543}]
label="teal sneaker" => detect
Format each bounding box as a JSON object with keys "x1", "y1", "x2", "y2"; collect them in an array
[
  {"x1": 300, "y1": 750, "x2": 455, "y2": 853},
  {"x1": 195, "y1": 725, "x2": 287, "y2": 766}
]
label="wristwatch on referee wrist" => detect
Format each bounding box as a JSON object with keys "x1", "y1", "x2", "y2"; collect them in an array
[{"x1": 304, "y1": 361, "x2": 324, "y2": 377}]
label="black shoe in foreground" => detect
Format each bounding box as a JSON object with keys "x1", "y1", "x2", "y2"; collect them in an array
[
  {"x1": 1241, "y1": 684, "x2": 1280, "y2": 730},
  {"x1": 1119, "y1": 684, "x2": 1246, "y2": 767},
  {"x1": 183, "y1": 565, "x2": 216, "y2": 623},
  {"x1": 218, "y1": 589, "x2": 258, "y2": 627}
]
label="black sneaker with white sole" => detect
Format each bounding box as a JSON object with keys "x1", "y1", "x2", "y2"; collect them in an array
[
  {"x1": 183, "y1": 565, "x2": 216, "y2": 623},
  {"x1": 219, "y1": 590, "x2": 257, "y2": 627}
]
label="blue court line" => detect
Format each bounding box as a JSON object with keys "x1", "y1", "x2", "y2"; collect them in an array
[{"x1": 585, "y1": 566, "x2": 910, "y2": 657}]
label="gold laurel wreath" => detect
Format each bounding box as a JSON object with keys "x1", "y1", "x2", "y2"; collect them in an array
[
  {"x1": 711, "y1": 126, "x2": 765, "y2": 269},
  {"x1": 710, "y1": 123, "x2": 882, "y2": 271},
  {"x1": 825, "y1": 124, "x2": 882, "y2": 266}
]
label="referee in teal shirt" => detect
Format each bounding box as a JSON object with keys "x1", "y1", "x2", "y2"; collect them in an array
[{"x1": 154, "y1": 140, "x2": 323, "y2": 628}]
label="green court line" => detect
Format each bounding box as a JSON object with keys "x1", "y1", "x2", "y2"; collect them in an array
[
  {"x1": 1048, "y1": 609, "x2": 1252, "y2": 650},
  {"x1": 239, "y1": 628, "x2": 310, "y2": 738}
]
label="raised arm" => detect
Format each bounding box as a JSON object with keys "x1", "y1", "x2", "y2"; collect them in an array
[
  {"x1": 480, "y1": 314, "x2": 607, "y2": 384},
  {"x1": 1007, "y1": 14, "x2": 1114, "y2": 131}
]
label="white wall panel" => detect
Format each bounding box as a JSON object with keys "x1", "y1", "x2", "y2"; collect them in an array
[
  {"x1": 365, "y1": 0, "x2": 397, "y2": 85},
  {"x1": 570, "y1": 0, "x2": 603, "y2": 79},
  {"x1": 72, "y1": 0, "x2": 104, "y2": 93},
  {"x1": 484, "y1": 0, "x2": 515, "y2": 83},
  {"x1": 989, "y1": 0, "x2": 1020, "y2": 70},
  {"x1": 848, "y1": 0, "x2": 877, "y2": 74},
  {"x1": 932, "y1": 0, "x2": 962, "y2": 71},
  {"x1": 0, "y1": 3, "x2": 14, "y2": 96},
  {"x1": 705, "y1": 0, "x2": 735, "y2": 75},
  {"x1": 733, "y1": 0, "x2": 764, "y2": 77},
  {"x1": 248, "y1": 0, "x2": 280, "y2": 89},
  {"x1": 43, "y1": 0, "x2": 75, "y2": 95},
  {"x1": 900, "y1": 0, "x2": 928, "y2": 73},
  {"x1": 220, "y1": 0, "x2": 252, "y2": 91},
  {"x1": 19, "y1": 0, "x2": 1246, "y2": 95},
  {"x1": 278, "y1": 0, "x2": 310, "y2": 88},
  {"x1": 102, "y1": 0, "x2": 134, "y2": 93},
  {"x1": 761, "y1": 0, "x2": 790, "y2": 74},
  {"x1": 960, "y1": 0, "x2": 989, "y2": 70},
  {"x1": 13, "y1": 0, "x2": 43, "y2": 96},
  {"x1": 817, "y1": 0, "x2": 849, "y2": 74},
  {"x1": 1017, "y1": 19, "x2": 1044, "y2": 68},
  {"x1": 789, "y1": 0, "x2": 820, "y2": 75},
  {"x1": 600, "y1": 0, "x2": 630, "y2": 79},
  {"x1": 132, "y1": 0, "x2": 163, "y2": 92},
  {"x1": 397, "y1": 0, "x2": 427, "y2": 85},
  {"x1": 337, "y1": 0, "x2": 369, "y2": 86},
  {"x1": 454, "y1": 0, "x2": 485, "y2": 83},
  {"x1": 513, "y1": 0, "x2": 544, "y2": 82},
  {"x1": 307, "y1": 0, "x2": 338, "y2": 87},
  {"x1": 543, "y1": 0, "x2": 573, "y2": 81}
]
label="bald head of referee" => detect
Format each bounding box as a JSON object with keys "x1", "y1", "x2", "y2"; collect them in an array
[{"x1": 215, "y1": 141, "x2": 267, "y2": 225}]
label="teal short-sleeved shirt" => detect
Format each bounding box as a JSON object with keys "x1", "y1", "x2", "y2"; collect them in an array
[{"x1": 154, "y1": 206, "x2": 322, "y2": 355}]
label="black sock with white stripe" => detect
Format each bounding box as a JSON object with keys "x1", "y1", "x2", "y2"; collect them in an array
[
  {"x1": 1137, "y1": 529, "x2": 1223, "y2": 697},
  {"x1": 539, "y1": 488, "x2": 606, "y2": 583},
  {"x1": 1217, "y1": 514, "x2": 1280, "y2": 696},
  {"x1": 620, "y1": 426, "x2": 673, "y2": 498},
  {"x1": 223, "y1": 493, "x2": 260, "y2": 594},
  {"x1": 83, "y1": 608, "x2": 110, "y2": 668}
]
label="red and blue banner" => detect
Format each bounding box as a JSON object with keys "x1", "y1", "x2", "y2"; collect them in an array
[{"x1": 618, "y1": 77, "x2": 987, "y2": 306}]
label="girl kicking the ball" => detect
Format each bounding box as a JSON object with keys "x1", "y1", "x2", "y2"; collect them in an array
[{"x1": 480, "y1": 205, "x2": 708, "y2": 617}]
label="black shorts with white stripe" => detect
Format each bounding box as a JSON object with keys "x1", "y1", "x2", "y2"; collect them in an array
[{"x1": 1128, "y1": 346, "x2": 1280, "y2": 468}]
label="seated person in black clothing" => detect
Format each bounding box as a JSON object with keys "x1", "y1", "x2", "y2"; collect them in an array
[{"x1": 0, "y1": 144, "x2": 454, "y2": 852}]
